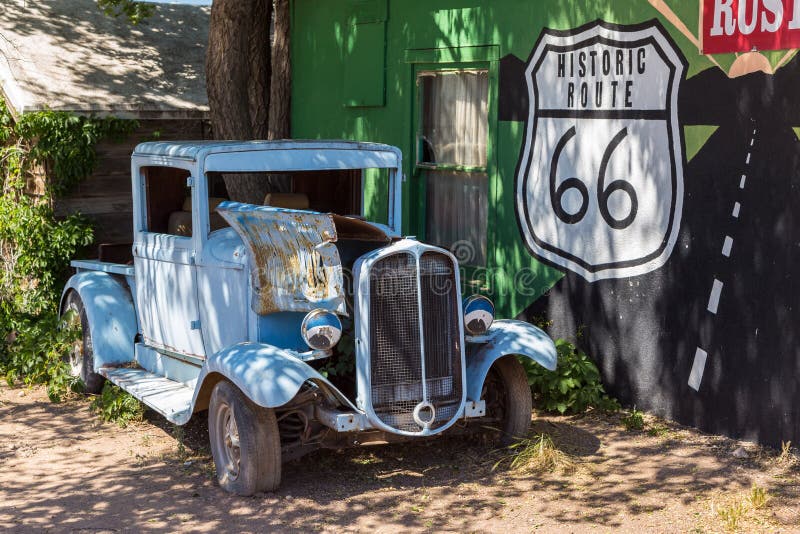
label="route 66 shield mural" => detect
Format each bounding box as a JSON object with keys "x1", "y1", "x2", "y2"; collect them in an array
[{"x1": 516, "y1": 21, "x2": 686, "y2": 281}]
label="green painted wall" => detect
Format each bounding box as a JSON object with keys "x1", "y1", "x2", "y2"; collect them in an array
[{"x1": 289, "y1": 0, "x2": 773, "y2": 318}]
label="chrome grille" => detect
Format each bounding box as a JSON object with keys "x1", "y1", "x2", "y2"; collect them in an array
[
  {"x1": 368, "y1": 249, "x2": 462, "y2": 433},
  {"x1": 420, "y1": 252, "x2": 462, "y2": 414}
]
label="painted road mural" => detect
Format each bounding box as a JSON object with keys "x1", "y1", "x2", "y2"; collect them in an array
[
  {"x1": 504, "y1": 16, "x2": 800, "y2": 446},
  {"x1": 290, "y1": 0, "x2": 800, "y2": 447}
]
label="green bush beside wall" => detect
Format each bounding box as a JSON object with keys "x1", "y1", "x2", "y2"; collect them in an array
[{"x1": 0, "y1": 96, "x2": 136, "y2": 402}]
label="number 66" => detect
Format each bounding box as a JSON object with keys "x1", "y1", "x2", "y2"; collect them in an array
[{"x1": 549, "y1": 125, "x2": 638, "y2": 229}]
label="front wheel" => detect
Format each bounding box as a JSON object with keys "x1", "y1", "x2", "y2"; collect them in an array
[
  {"x1": 208, "y1": 380, "x2": 282, "y2": 495},
  {"x1": 483, "y1": 356, "x2": 532, "y2": 445}
]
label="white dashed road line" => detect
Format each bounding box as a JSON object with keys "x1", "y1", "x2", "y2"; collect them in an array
[
  {"x1": 688, "y1": 347, "x2": 708, "y2": 391},
  {"x1": 707, "y1": 279, "x2": 724, "y2": 314},
  {"x1": 722, "y1": 236, "x2": 733, "y2": 257},
  {"x1": 690, "y1": 128, "x2": 754, "y2": 391}
]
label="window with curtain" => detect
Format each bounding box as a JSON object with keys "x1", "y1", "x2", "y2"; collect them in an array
[{"x1": 417, "y1": 69, "x2": 489, "y2": 266}]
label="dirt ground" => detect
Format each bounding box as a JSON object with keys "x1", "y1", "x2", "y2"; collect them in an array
[{"x1": 1, "y1": 384, "x2": 798, "y2": 533}]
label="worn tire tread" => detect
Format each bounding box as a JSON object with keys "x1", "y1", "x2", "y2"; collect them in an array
[
  {"x1": 494, "y1": 356, "x2": 533, "y2": 445},
  {"x1": 209, "y1": 381, "x2": 281, "y2": 495}
]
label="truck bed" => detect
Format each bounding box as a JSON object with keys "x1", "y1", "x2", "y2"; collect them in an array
[{"x1": 71, "y1": 259, "x2": 135, "y2": 277}]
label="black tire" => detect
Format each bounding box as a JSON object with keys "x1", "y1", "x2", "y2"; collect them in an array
[
  {"x1": 483, "y1": 356, "x2": 532, "y2": 446},
  {"x1": 208, "y1": 380, "x2": 281, "y2": 495},
  {"x1": 62, "y1": 291, "x2": 105, "y2": 394}
]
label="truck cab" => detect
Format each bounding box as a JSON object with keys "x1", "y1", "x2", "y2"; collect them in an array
[{"x1": 61, "y1": 140, "x2": 556, "y2": 495}]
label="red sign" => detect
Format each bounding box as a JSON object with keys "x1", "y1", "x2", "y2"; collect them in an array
[{"x1": 702, "y1": 0, "x2": 800, "y2": 54}]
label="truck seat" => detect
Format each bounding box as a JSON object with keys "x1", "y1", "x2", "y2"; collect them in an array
[{"x1": 167, "y1": 197, "x2": 229, "y2": 236}]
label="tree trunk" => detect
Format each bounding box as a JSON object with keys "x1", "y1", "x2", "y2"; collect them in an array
[
  {"x1": 269, "y1": 0, "x2": 291, "y2": 141},
  {"x1": 206, "y1": 0, "x2": 274, "y2": 204},
  {"x1": 264, "y1": 0, "x2": 293, "y2": 193}
]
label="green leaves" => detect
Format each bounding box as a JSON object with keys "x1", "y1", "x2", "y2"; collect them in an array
[
  {"x1": 96, "y1": 0, "x2": 156, "y2": 25},
  {"x1": 15, "y1": 110, "x2": 137, "y2": 195},
  {"x1": 0, "y1": 195, "x2": 93, "y2": 317},
  {"x1": 621, "y1": 407, "x2": 645, "y2": 431},
  {"x1": 0, "y1": 310, "x2": 83, "y2": 402},
  {"x1": 0, "y1": 97, "x2": 130, "y2": 322},
  {"x1": 521, "y1": 338, "x2": 620, "y2": 415},
  {"x1": 90, "y1": 383, "x2": 144, "y2": 427},
  {"x1": 0, "y1": 95, "x2": 133, "y2": 403},
  {"x1": 0, "y1": 98, "x2": 12, "y2": 144},
  {"x1": 319, "y1": 317, "x2": 356, "y2": 378}
]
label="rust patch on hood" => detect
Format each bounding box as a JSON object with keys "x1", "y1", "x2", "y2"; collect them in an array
[{"x1": 217, "y1": 202, "x2": 346, "y2": 316}]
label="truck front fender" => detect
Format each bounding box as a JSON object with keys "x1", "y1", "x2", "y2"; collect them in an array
[
  {"x1": 465, "y1": 320, "x2": 556, "y2": 402},
  {"x1": 60, "y1": 272, "x2": 138, "y2": 370},
  {"x1": 193, "y1": 342, "x2": 358, "y2": 412}
]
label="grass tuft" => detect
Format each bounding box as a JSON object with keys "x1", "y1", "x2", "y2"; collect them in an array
[
  {"x1": 747, "y1": 484, "x2": 770, "y2": 510},
  {"x1": 717, "y1": 499, "x2": 747, "y2": 531},
  {"x1": 777, "y1": 440, "x2": 796, "y2": 467},
  {"x1": 492, "y1": 433, "x2": 575, "y2": 473},
  {"x1": 713, "y1": 483, "x2": 771, "y2": 532}
]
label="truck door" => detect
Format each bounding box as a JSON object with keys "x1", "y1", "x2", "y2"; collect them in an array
[{"x1": 133, "y1": 166, "x2": 206, "y2": 358}]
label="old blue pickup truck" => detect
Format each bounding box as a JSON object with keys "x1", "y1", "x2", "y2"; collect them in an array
[{"x1": 61, "y1": 140, "x2": 556, "y2": 495}]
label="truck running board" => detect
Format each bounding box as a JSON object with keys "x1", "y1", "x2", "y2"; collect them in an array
[{"x1": 99, "y1": 367, "x2": 194, "y2": 425}]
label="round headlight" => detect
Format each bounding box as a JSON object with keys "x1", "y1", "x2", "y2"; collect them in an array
[
  {"x1": 463, "y1": 295, "x2": 494, "y2": 336},
  {"x1": 301, "y1": 309, "x2": 342, "y2": 350}
]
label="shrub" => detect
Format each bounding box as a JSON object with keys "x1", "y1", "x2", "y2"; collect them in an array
[
  {"x1": 0, "y1": 196, "x2": 93, "y2": 317},
  {"x1": 0, "y1": 94, "x2": 135, "y2": 408},
  {"x1": 522, "y1": 338, "x2": 620, "y2": 414},
  {"x1": 622, "y1": 407, "x2": 645, "y2": 431},
  {"x1": 0, "y1": 310, "x2": 83, "y2": 402},
  {"x1": 0, "y1": 195, "x2": 92, "y2": 403},
  {"x1": 90, "y1": 383, "x2": 145, "y2": 427}
]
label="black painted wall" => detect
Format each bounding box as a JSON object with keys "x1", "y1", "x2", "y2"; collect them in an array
[{"x1": 503, "y1": 36, "x2": 800, "y2": 447}]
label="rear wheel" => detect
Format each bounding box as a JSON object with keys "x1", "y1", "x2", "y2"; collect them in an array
[
  {"x1": 62, "y1": 292, "x2": 105, "y2": 394},
  {"x1": 208, "y1": 380, "x2": 282, "y2": 495},
  {"x1": 483, "y1": 356, "x2": 532, "y2": 445}
]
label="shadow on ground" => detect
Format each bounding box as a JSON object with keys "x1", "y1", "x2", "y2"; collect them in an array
[{"x1": 1, "y1": 385, "x2": 798, "y2": 532}]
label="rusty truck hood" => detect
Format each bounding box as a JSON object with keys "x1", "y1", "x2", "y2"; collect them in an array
[{"x1": 216, "y1": 202, "x2": 346, "y2": 316}]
